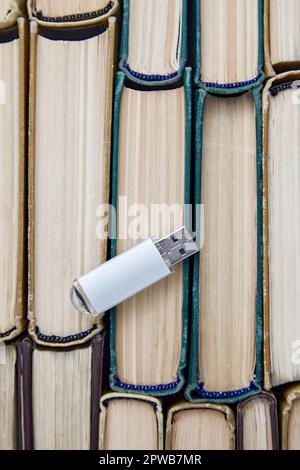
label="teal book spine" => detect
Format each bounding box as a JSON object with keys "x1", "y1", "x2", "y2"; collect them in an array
[
  {"x1": 194, "y1": 0, "x2": 264, "y2": 94},
  {"x1": 109, "y1": 68, "x2": 192, "y2": 396},
  {"x1": 119, "y1": 0, "x2": 188, "y2": 86},
  {"x1": 185, "y1": 86, "x2": 263, "y2": 403}
]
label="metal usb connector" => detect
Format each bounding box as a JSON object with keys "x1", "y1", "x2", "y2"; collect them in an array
[{"x1": 155, "y1": 226, "x2": 199, "y2": 268}]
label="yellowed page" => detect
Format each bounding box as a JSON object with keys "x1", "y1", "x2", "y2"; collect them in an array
[
  {"x1": 33, "y1": 28, "x2": 111, "y2": 337},
  {"x1": 170, "y1": 409, "x2": 234, "y2": 450},
  {"x1": 0, "y1": 38, "x2": 20, "y2": 334},
  {"x1": 199, "y1": 93, "x2": 257, "y2": 392},
  {"x1": 270, "y1": 0, "x2": 300, "y2": 65},
  {"x1": 201, "y1": 0, "x2": 258, "y2": 84},
  {"x1": 268, "y1": 88, "x2": 300, "y2": 386},
  {"x1": 103, "y1": 398, "x2": 158, "y2": 450},
  {"x1": 127, "y1": 0, "x2": 182, "y2": 75},
  {"x1": 242, "y1": 398, "x2": 274, "y2": 450},
  {"x1": 32, "y1": 347, "x2": 91, "y2": 449},
  {"x1": 115, "y1": 86, "x2": 185, "y2": 386}
]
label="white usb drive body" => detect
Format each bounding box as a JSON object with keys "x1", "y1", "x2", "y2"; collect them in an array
[{"x1": 70, "y1": 226, "x2": 199, "y2": 317}]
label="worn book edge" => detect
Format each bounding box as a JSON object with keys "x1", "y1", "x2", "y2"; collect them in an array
[
  {"x1": 27, "y1": 16, "x2": 117, "y2": 347},
  {"x1": 99, "y1": 392, "x2": 163, "y2": 450},
  {"x1": 185, "y1": 86, "x2": 263, "y2": 404},
  {"x1": 0, "y1": 5, "x2": 28, "y2": 341},
  {"x1": 108, "y1": 68, "x2": 192, "y2": 396},
  {"x1": 165, "y1": 401, "x2": 235, "y2": 450}
]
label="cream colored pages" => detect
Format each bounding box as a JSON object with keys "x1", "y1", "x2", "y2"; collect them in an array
[
  {"x1": 170, "y1": 409, "x2": 234, "y2": 450},
  {"x1": 200, "y1": 0, "x2": 258, "y2": 84},
  {"x1": 33, "y1": 30, "x2": 111, "y2": 337},
  {"x1": 199, "y1": 93, "x2": 257, "y2": 392},
  {"x1": 31, "y1": 0, "x2": 111, "y2": 17},
  {"x1": 126, "y1": 0, "x2": 182, "y2": 76},
  {"x1": 115, "y1": 86, "x2": 185, "y2": 386},
  {"x1": 288, "y1": 398, "x2": 300, "y2": 450},
  {"x1": 270, "y1": 0, "x2": 300, "y2": 66},
  {"x1": 103, "y1": 398, "x2": 158, "y2": 450},
  {"x1": 0, "y1": 38, "x2": 20, "y2": 334},
  {"x1": 242, "y1": 398, "x2": 273, "y2": 450},
  {"x1": 0, "y1": 345, "x2": 16, "y2": 449},
  {"x1": 32, "y1": 347, "x2": 91, "y2": 450},
  {"x1": 268, "y1": 88, "x2": 300, "y2": 386}
]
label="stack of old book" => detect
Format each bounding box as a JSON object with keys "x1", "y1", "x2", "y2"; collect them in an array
[
  {"x1": 0, "y1": 0, "x2": 119, "y2": 450},
  {"x1": 1, "y1": 0, "x2": 300, "y2": 451}
]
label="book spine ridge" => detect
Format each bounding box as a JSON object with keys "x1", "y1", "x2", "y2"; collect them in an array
[
  {"x1": 114, "y1": 377, "x2": 181, "y2": 393},
  {"x1": 35, "y1": 1, "x2": 114, "y2": 23},
  {"x1": 34, "y1": 326, "x2": 98, "y2": 345},
  {"x1": 196, "y1": 381, "x2": 258, "y2": 400}
]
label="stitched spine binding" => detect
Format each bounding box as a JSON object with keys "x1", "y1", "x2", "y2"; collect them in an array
[
  {"x1": 0, "y1": 326, "x2": 17, "y2": 338},
  {"x1": 35, "y1": 1, "x2": 114, "y2": 23},
  {"x1": 196, "y1": 382, "x2": 258, "y2": 399},
  {"x1": 270, "y1": 80, "x2": 300, "y2": 96},
  {"x1": 35, "y1": 325, "x2": 97, "y2": 344},
  {"x1": 123, "y1": 63, "x2": 178, "y2": 83},
  {"x1": 114, "y1": 377, "x2": 181, "y2": 393},
  {"x1": 202, "y1": 73, "x2": 263, "y2": 90}
]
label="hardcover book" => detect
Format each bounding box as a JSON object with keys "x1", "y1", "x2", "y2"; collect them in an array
[
  {"x1": 237, "y1": 392, "x2": 279, "y2": 450},
  {"x1": 186, "y1": 87, "x2": 263, "y2": 403},
  {"x1": 263, "y1": 72, "x2": 300, "y2": 389},
  {"x1": 0, "y1": 0, "x2": 27, "y2": 342},
  {"x1": 109, "y1": 69, "x2": 192, "y2": 396},
  {"x1": 99, "y1": 393, "x2": 163, "y2": 450},
  {"x1": 166, "y1": 402, "x2": 235, "y2": 450},
  {"x1": 166, "y1": 394, "x2": 278, "y2": 450},
  {"x1": 27, "y1": 2, "x2": 118, "y2": 347},
  {"x1": 19, "y1": 335, "x2": 104, "y2": 450}
]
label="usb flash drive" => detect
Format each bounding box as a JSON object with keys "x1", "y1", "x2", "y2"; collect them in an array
[{"x1": 70, "y1": 226, "x2": 199, "y2": 317}]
